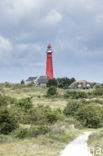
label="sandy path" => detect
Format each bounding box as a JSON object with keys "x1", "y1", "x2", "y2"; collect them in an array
[{"x1": 60, "y1": 132, "x2": 92, "y2": 156}]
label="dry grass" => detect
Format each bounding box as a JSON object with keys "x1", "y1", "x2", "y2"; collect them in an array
[
  {"x1": 0, "y1": 137, "x2": 63, "y2": 156},
  {"x1": 0, "y1": 85, "x2": 68, "y2": 110},
  {"x1": 0, "y1": 127, "x2": 80, "y2": 156}
]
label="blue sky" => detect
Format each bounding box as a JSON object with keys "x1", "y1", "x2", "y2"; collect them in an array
[{"x1": 0, "y1": 0, "x2": 103, "y2": 83}]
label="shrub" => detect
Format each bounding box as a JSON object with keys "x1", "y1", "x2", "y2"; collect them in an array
[
  {"x1": 9, "y1": 106, "x2": 30, "y2": 124},
  {"x1": 29, "y1": 105, "x2": 64, "y2": 125},
  {"x1": 64, "y1": 90, "x2": 87, "y2": 99},
  {"x1": 76, "y1": 105, "x2": 103, "y2": 128},
  {"x1": 16, "y1": 97, "x2": 33, "y2": 110},
  {"x1": 0, "y1": 108, "x2": 18, "y2": 134},
  {"x1": 64, "y1": 100, "x2": 83, "y2": 116},
  {"x1": 45, "y1": 112, "x2": 60, "y2": 124},
  {"x1": 47, "y1": 86, "x2": 57, "y2": 96},
  {"x1": 12, "y1": 126, "x2": 50, "y2": 139},
  {"x1": 92, "y1": 88, "x2": 103, "y2": 96},
  {"x1": 0, "y1": 95, "x2": 16, "y2": 106}
]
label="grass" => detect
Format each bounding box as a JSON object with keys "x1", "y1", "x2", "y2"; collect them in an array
[
  {"x1": 0, "y1": 122, "x2": 80, "y2": 156},
  {"x1": 0, "y1": 85, "x2": 68, "y2": 110},
  {"x1": 0, "y1": 83, "x2": 103, "y2": 155},
  {"x1": 88, "y1": 129, "x2": 103, "y2": 156}
]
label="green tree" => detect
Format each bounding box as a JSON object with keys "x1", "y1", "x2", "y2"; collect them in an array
[
  {"x1": 57, "y1": 77, "x2": 75, "y2": 89},
  {"x1": 21, "y1": 80, "x2": 25, "y2": 85},
  {"x1": 47, "y1": 79, "x2": 57, "y2": 87}
]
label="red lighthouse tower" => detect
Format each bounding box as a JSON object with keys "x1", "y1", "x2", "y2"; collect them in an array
[{"x1": 46, "y1": 45, "x2": 53, "y2": 79}]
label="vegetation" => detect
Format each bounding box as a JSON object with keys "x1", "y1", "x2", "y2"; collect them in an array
[
  {"x1": 0, "y1": 107, "x2": 18, "y2": 134},
  {"x1": 0, "y1": 83, "x2": 103, "y2": 155},
  {"x1": 47, "y1": 86, "x2": 58, "y2": 96},
  {"x1": 63, "y1": 100, "x2": 83, "y2": 116},
  {"x1": 47, "y1": 78, "x2": 57, "y2": 87},
  {"x1": 64, "y1": 90, "x2": 87, "y2": 99},
  {"x1": 21, "y1": 80, "x2": 25, "y2": 85},
  {"x1": 76, "y1": 105, "x2": 103, "y2": 128},
  {"x1": 88, "y1": 129, "x2": 103, "y2": 156},
  {"x1": 57, "y1": 77, "x2": 75, "y2": 89}
]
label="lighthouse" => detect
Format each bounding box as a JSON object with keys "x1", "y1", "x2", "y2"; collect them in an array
[{"x1": 46, "y1": 45, "x2": 54, "y2": 79}]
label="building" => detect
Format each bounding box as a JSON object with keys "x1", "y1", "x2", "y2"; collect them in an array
[
  {"x1": 25, "y1": 76, "x2": 49, "y2": 87},
  {"x1": 37, "y1": 76, "x2": 49, "y2": 87},
  {"x1": 25, "y1": 77, "x2": 38, "y2": 84},
  {"x1": 69, "y1": 80, "x2": 91, "y2": 89}
]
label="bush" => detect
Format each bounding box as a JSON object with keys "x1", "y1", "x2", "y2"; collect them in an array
[
  {"x1": 64, "y1": 100, "x2": 83, "y2": 116},
  {"x1": 64, "y1": 90, "x2": 87, "y2": 99},
  {"x1": 16, "y1": 97, "x2": 33, "y2": 110},
  {"x1": 92, "y1": 88, "x2": 103, "y2": 96},
  {"x1": 76, "y1": 105, "x2": 103, "y2": 128},
  {"x1": 9, "y1": 106, "x2": 30, "y2": 124},
  {"x1": 29, "y1": 105, "x2": 64, "y2": 125},
  {"x1": 12, "y1": 126, "x2": 50, "y2": 139},
  {"x1": 0, "y1": 108, "x2": 18, "y2": 134},
  {"x1": 45, "y1": 112, "x2": 60, "y2": 124},
  {"x1": 0, "y1": 95, "x2": 16, "y2": 106},
  {"x1": 47, "y1": 79, "x2": 57, "y2": 87},
  {"x1": 47, "y1": 86, "x2": 57, "y2": 96}
]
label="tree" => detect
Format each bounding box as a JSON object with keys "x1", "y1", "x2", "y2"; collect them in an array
[
  {"x1": 47, "y1": 79, "x2": 57, "y2": 87},
  {"x1": 21, "y1": 80, "x2": 25, "y2": 85},
  {"x1": 57, "y1": 77, "x2": 76, "y2": 89}
]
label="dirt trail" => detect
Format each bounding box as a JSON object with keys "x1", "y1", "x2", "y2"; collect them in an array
[{"x1": 60, "y1": 132, "x2": 92, "y2": 156}]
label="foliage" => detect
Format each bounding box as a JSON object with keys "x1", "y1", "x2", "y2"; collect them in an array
[
  {"x1": 57, "y1": 77, "x2": 75, "y2": 89},
  {"x1": 47, "y1": 86, "x2": 58, "y2": 96},
  {"x1": 21, "y1": 80, "x2": 25, "y2": 85},
  {"x1": 76, "y1": 105, "x2": 103, "y2": 128},
  {"x1": 94, "y1": 83, "x2": 103, "y2": 89},
  {"x1": 0, "y1": 107, "x2": 18, "y2": 134},
  {"x1": 29, "y1": 105, "x2": 64, "y2": 125},
  {"x1": 12, "y1": 126, "x2": 50, "y2": 139},
  {"x1": 92, "y1": 88, "x2": 103, "y2": 96},
  {"x1": 64, "y1": 100, "x2": 83, "y2": 116},
  {"x1": 0, "y1": 94, "x2": 16, "y2": 106},
  {"x1": 16, "y1": 97, "x2": 33, "y2": 110},
  {"x1": 47, "y1": 79, "x2": 57, "y2": 87},
  {"x1": 64, "y1": 90, "x2": 87, "y2": 99}
]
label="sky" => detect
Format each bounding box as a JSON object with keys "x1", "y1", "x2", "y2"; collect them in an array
[{"x1": 0, "y1": 0, "x2": 103, "y2": 83}]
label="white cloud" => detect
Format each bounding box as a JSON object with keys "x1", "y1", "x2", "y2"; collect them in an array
[
  {"x1": 0, "y1": 36, "x2": 13, "y2": 63},
  {"x1": 15, "y1": 44, "x2": 28, "y2": 52},
  {"x1": 15, "y1": 43, "x2": 41, "y2": 52},
  {"x1": 44, "y1": 9, "x2": 62, "y2": 26}
]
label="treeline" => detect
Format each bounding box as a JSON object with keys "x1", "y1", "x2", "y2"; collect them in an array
[{"x1": 47, "y1": 77, "x2": 76, "y2": 88}]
